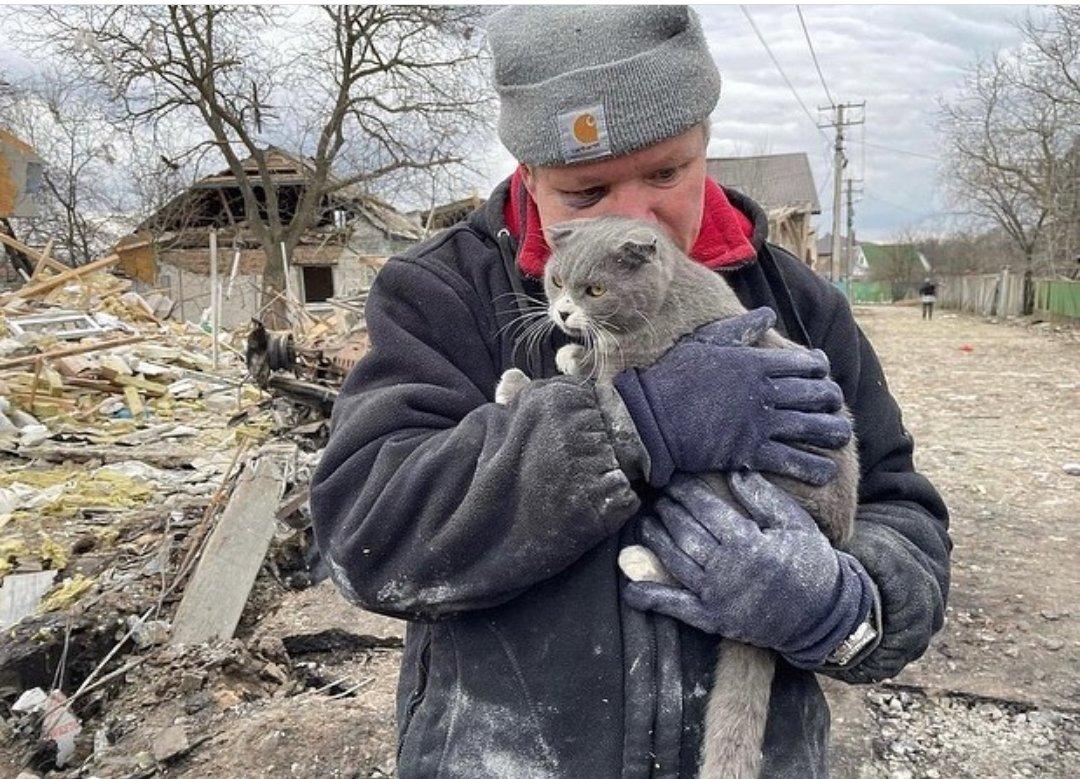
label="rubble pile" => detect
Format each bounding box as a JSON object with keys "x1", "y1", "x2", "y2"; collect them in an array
[{"x1": 0, "y1": 254, "x2": 366, "y2": 776}]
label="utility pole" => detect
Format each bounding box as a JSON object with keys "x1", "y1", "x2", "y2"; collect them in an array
[
  {"x1": 844, "y1": 178, "x2": 863, "y2": 278},
  {"x1": 819, "y1": 102, "x2": 865, "y2": 284},
  {"x1": 845, "y1": 179, "x2": 854, "y2": 278}
]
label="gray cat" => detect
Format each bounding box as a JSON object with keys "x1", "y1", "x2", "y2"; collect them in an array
[{"x1": 495, "y1": 216, "x2": 859, "y2": 779}]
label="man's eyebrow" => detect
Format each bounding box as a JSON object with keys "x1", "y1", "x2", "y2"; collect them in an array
[
  {"x1": 644, "y1": 152, "x2": 694, "y2": 172},
  {"x1": 559, "y1": 178, "x2": 608, "y2": 191}
]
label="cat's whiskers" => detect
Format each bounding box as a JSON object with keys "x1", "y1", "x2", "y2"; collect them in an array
[
  {"x1": 511, "y1": 314, "x2": 555, "y2": 366},
  {"x1": 493, "y1": 290, "x2": 548, "y2": 308},
  {"x1": 594, "y1": 319, "x2": 625, "y2": 382},
  {"x1": 583, "y1": 321, "x2": 603, "y2": 382},
  {"x1": 494, "y1": 307, "x2": 548, "y2": 339}
]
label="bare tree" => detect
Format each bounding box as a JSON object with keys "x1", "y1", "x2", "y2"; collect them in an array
[
  {"x1": 939, "y1": 56, "x2": 1059, "y2": 274},
  {"x1": 1019, "y1": 6, "x2": 1080, "y2": 111},
  {"x1": 0, "y1": 69, "x2": 138, "y2": 265},
  {"x1": 13, "y1": 5, "x2": 491, "y2": 321},
  {"x1": 915, "y1": 227, "x2": 1026, "y2": 277},
  {"x1": 938, "y1": 8, "x2": 1079, "y2": 292}
]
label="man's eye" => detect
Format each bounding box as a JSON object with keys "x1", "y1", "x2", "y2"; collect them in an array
[
  {"x1": 650, "y1": 167, "x2": 679, "y2": 183},
  {"x1": 565, "y1": 187, "x2": 605, "y2": 207},
  {"x1": 586, "y1": 284, "x2": 606, "y2": 297}
]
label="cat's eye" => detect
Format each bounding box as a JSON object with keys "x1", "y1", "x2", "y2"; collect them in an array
[
  {"x1": 551, "y1": 275, "x2": 563, "y2": 288},
  {"x1": 586, "y1": 284, "x2": 606, "y2": 297}
]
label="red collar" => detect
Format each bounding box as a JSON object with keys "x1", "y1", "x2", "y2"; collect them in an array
[{"x1": 502, "y1": 165, "x2": 757, "y2": 278}]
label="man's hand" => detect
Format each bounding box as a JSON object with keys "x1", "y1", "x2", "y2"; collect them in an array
[
  {"x1": 622, "y1": 472, "x2": 874, "y2": 667},
  {"x1": 612, "y1": 308, "x2": 851, "y2": 488}
]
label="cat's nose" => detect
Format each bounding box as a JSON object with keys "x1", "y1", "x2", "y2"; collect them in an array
[{"x1": 557, "y1": 310, "x2": 570, "y2": 323}]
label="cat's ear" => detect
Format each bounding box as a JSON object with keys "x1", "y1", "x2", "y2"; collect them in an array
[
  {"x1": 618, "y1": 236, "x2": 658, "y2": 268},
  {"x1": 544, "y1": 224, "x2": 576, "y2": 248}
]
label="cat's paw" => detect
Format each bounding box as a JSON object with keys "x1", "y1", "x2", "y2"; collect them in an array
[
  {"x1": 495, "y1": 368, "x2": 531, "y2": 405},
  {"x1": 555, "y1": 343, "x2": 587, "y2": 376},
  {"x1": 618, "y1": 545, "x2": 678, "y2": 586}
]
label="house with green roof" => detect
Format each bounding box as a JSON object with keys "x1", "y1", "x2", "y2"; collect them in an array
[{"x1": 853, "y1": 242, "x2": 931, "y2": 283}]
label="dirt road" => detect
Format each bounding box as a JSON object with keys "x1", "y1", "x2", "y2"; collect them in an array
[
  {"x1": 826, "y1": 305, "x2": 1080, "y2": 777},
  {"x1": 6, "y1": 306, "x2": 1077, "y2": 778}
]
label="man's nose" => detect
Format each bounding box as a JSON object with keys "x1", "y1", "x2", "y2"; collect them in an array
[{"x1": 597, "y1": 184, "x2": 659, "y2": 224}]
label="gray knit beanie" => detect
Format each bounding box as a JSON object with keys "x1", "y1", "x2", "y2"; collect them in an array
[{"x1": 486, "y1": 5, "x2": 721, "y2": 166}]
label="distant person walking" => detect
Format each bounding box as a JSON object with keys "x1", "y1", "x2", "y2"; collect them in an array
[{"x1": 920, "y1": 277, "x2": 937, "y2": 320}]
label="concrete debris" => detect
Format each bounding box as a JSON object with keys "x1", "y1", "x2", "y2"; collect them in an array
[
  {"x1": 151, "y1": 724, "x2": 190, "y2": 763},
  {"x1": 1, "y1": 248, "x2": 370, "y2": 776},
  {"x1": 129, "y1": 617, "x2": 171, "y2": 649},
  {"x1": 10, "y1": 688, "x2": 82, "y2": 768},
  {"x1": 0, "y1": 570, "x2": 56, "y2": 629}
]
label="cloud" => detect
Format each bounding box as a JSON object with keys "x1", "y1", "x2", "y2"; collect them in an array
[
  {"x1": 695, "y1": 4, "x2": 1033, "y2": 240},
  {"x1": 1, "y1": 5, "x2": 1038, "y2": 241}
]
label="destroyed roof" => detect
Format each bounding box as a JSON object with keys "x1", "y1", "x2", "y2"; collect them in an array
[
  {"x1": 410, "y1": 193, "x2": 487, "y2": 232},
  {"x1": 707, "y1": 153, "x2": 821, "y2": 214},
  {"x1": 191, "y1": 147, "x2": 319, "y2": 189},
  {"x1": 134, "y1": 146, "x2": 423, "y2": 242},
  {"x1": 345, "y1": 191, "x2": 425, "y2": 243}
]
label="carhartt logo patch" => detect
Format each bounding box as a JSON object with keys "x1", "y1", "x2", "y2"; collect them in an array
[{"x1": 558, "y1": 104, "x2": 611, "y2": 162}]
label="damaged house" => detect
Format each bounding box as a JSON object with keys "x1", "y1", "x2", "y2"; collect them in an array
[
  {"x1": 707, "y1": 152, "x2": 821, "y2": 266},
  {"x1": 0, "y1": 129, "x2": 44, "y2": 220},
  {"x1": 114, "y1": 147, "x2": 423, "y2": 327}
]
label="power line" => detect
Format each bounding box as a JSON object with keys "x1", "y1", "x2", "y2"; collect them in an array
[
  {"x1": 740, "y1": 5, "x2": 829, "y2": 141},
  {"x1": 796, "y1": 5, "x2": 835, "y2": 108},
  {"x1": 852, "y1": 139, "x2": 941, "y2": 162},
  {"x1": 862, "y1": 189, "x2": 928, "y2": 216}
]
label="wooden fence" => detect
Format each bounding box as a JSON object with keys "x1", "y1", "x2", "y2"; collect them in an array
[
  {"x1": 937, "y1": 269, "x2": 1027, "y2": 317},
  {"x1": 1033, "y1": 279, "x2": 1080, "y2": 320}
]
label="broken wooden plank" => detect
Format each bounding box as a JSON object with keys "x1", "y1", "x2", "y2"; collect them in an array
[
  {"x1": 0, "y1": 571, "x2": 58, "y2": 630},
  {"x1": 170, "y1": 455, "x2": 285, "y2": 645},
  {"x1": 123, "y1": 386, "x2": 144, "y2": 416},
  {"x1": 0, "y1": 335, "x2": 143, "y2": 370},
  {"x1": 60, "y1": 377, "x2": 124, "y2": 394},
  {"x1": 0, "y1": 232, "x2": 68, "y2": 277},
  {"x1": 29, "y1": 238, "x2": 56, "y2": 279},
  {"x1": 9, "y1": 443, "x2": 201, "y2": 469},
  {"x1": 1, "y1": 252, "x2": 119, "y2": 303},
  {"x1": 113, "y1": 374, "x2": 167, "y2": 397},
  {"x1": 27, "y1": 357, "x2": 44, "y2": 410}
]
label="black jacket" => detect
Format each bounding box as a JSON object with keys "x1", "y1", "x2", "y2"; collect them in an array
[{"x1": 310, "y1": 180, "x2": 952, "y2": 778}]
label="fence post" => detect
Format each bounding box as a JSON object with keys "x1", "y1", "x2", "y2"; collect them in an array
[{"x1": 1000, "y1": 267, "x2": 1009, "y2": 316}]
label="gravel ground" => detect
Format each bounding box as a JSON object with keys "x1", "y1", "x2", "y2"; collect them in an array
[{"x1": 4, "y1": 304, "x2": 1077, "y2": 778}]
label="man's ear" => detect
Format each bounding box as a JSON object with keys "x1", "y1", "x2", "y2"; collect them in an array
[
  {"x1": 521, "y1": 164, "x2": 536, "y2": 197},
  {"x1": 619, "y1": 236, "x2": 658, "y2": 267}
]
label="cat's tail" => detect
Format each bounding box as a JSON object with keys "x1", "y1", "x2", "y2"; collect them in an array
[{"x1": 699, "y1": 640, "x2": 775, "y2": 778}]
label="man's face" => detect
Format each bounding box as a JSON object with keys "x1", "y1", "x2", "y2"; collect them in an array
[{"x1": 522, "y1": 125, "x2": 708, "y2": 254}]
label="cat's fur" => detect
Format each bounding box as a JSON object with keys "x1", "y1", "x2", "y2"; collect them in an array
[{"x1": 496, "y1": 216, "x2": 859, "y2": 778}]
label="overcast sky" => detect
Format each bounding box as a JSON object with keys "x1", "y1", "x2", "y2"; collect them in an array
[
  {"x1": 477, "y1": 4, "x2": 1037, "y2": 242},
  {"x1": 0, "y1": 4, "x2": 1039, "y2": 242}
]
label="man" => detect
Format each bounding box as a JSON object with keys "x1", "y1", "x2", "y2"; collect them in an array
[
  {"x1": 920, "y1": 277, "x2": 938, "y2": 320},
  {"x1": 311, "y1": 7, "x2": 950, "y2": 777}
]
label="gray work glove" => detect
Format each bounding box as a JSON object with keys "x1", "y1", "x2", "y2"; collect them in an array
[
  {"x1": 612, "y1": 309, "x2": 851, "y2": 488},
  {"x1": 623, "y1": 472, "x2": 874, "y2": 666}
]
